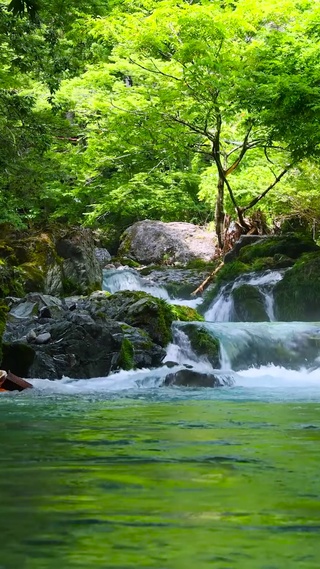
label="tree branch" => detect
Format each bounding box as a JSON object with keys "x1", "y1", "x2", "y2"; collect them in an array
[
  {"x1": 225, "y1": 125, "x2": 252, "y2": 176},
  {"x1": 129, "y1": 58, "x2": 181, "y2": 81},
  {"x1": 241, "y1": 167, "x2": 291, "y2": 213}
]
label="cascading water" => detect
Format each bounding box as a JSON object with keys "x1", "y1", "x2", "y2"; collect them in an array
[
  {"x1": 103, "y1": 268, "x2": 202, "y2": 308},
  {"x1": 17, "y1": 265, "x2": 320, "y2": 398},
  {"x1": 204, "y1": 269, "x2": 284, "y2": 322}
]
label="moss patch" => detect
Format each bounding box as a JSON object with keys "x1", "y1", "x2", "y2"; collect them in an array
[
  {"x1": 232, "y1": 284, "x2": 269, "y2": 322},
  {"x1": 182, "y1": 324, "x2": 220, "y2": 367},
  {"x1": 118, "y1": 338, "x2": 135, "y2": 370},
  {"x1": 170, "y1": 305, "x2": 204, "y2": 322},
  {"x1": 239, "y1": 233, "x2": 319, "y2": 264},
  {"x1": 274, "y1": 252, "x2": 320, "y2": 320}
]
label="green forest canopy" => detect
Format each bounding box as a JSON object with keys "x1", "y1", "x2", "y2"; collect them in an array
[{"x1": 1, "y1": 0, "x2": 320, "y2": 244}]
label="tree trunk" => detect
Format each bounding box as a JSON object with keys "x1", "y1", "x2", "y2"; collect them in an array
[{"x1": 215, "y1": 175, "x2": 225, "y2": 249}]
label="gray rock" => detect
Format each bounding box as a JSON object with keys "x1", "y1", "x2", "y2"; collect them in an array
[
  {"x1": 95, "y1": 247, "x2": 111, "y2": 267},
  {"x1": 35, "y1": 332, "x2": 51, "y2": 345},
  {"x1": 26, "y1": 329, "x2": 37, "y2": 343},
  {"x1": 9, "y1": 301, "x2": 38, "y2": 320},
  {"x1": 44, "y1": 264, "x2": 63, "y2": 296},
  {"x1": 118, "y1": 220, "x2": 217, "y2": 265},
  {"x1": 56, "y1": 228, "x2": 102, "y2": 295}
]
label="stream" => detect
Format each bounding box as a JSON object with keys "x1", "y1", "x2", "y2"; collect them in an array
[{"x1": 1, "y1": 267, "x2": 320, "y2": 568}]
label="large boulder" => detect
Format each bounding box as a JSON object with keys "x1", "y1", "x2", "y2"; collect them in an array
[
  {"x1": 0, "y1": 226, "x2": 103, "y2": 298},
  {"x1": 2, "y1": 293, "x2": 166, "y2": 378},
  {"x1": 78, "y1": 290, "x2": 203, "y2": 347},
  {"x1": 118, "y1": 220, "x2": 217, "y2": 265}
]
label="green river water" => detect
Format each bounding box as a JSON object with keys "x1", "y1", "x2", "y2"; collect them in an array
[{"x1": 1, "y1": 389, "x2": 320, "y2": 569}]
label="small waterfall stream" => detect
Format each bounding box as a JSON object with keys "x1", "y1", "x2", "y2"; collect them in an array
[
  {"x1": 103, "y1": 268, "x2": 202, "y2": 309},
  {"x1": 204, "y1": 270, "x2": 284, "y2": 321}
]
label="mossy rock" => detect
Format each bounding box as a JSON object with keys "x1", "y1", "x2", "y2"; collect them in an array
[
  {"x1": 232, "y1": 284, "x2": 269, "y2": 322},
  {"x1": 170, "y1": 305, "x2": 204, "y2": 323},
  {"x1": 17, "y1": 262, "x2": 45, "y2": 293},
  {"x1": 108, "y1": 291, "x2": 203, "y2": 347},
  {"x1": 0, "y1": 263, "x2": 25, "y2": 298},
  {"x1": 182, "y1": 324, "x2": 220, "y2": 367},
  {"x1": 215, "y1": 261, "x2": 251, "y2": 285},
  {"x1": 113, "y1": 257, "x2": 142, "y2": 268},
  {"x1": 274, "y1": 252, "x2": 320, "y2": 321},
  {"x1": 118, "y1": 337, "x2": 135, "y2": 370},
  {"x1": 238, "y1": 233, "x2": 319, "y2": 264}
]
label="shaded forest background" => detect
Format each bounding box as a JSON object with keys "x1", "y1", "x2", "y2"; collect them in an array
[{"x1": 1, "y1": 0, "x2": 320, "y2": 246}]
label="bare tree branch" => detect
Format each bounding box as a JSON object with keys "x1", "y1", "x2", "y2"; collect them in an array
[{"x1": 241, "y1": 167, "x2": 292, "y2": 213}]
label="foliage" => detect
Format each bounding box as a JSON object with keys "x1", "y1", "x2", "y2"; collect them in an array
[{"x1": 1, "y1": 0, "x2": 320, "y2": 240}]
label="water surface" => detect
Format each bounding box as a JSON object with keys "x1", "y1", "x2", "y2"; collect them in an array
[{"x1": 1, "y1": 389, "x2": 320, "y2": 569}]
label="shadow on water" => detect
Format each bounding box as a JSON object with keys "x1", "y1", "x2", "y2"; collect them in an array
[{"x1": 1, "y1": 395, "x2": 320, "y2": 569}]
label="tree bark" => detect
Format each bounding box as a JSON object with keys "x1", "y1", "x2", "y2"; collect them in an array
[{"x1": 215, "y1": 175, "x2": 225, "y2": 249}]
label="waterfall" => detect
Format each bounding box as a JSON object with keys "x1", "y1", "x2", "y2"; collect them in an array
[
  {"x1": 103, "y1": 268, "x2": 202, "y2": 309},
  {"x1": 177, "y1": 321, "x2": 320, "y2": 372},
  {"x1": 25, "y1": 264, "x2": 320, "y2": 395},
  {"x1": 204, "y1": 270, "x2": 284, "y2": 322}
]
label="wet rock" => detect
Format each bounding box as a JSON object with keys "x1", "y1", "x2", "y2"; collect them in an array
[
  {"x1": 3, "y1": 293, "x2": 166, "y2": 379},
  {"x1": 35, "y1": 332, "x2": 51, "y2": 345},
  {"x1": 274, "y1": 252, "x2": 320, "y2": 320},
  {"x1": 95, "y1": 247, "x2": 111, "y2": 267},
  {"x1": 118, "y1": 220, "x2": 217, "y2": 265},
  {"x1": 164, "y1": 369, "x2": 224, "y2": 388},
  {"x1": 56, "y1": 228, "x2": 102, "y2": 295}
]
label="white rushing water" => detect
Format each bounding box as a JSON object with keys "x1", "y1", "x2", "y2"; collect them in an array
[
  {"x1": 204, "y1": 270, "x2": 284, "y2": 321},
  {"x1": 103, "y1": 268, "x2": 202, "y2": 308}
]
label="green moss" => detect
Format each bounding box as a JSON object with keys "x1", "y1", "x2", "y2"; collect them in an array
[
  {"x1": 17, "y1": 262, "x2": 45, "y2": 292},
  {"x1": 170, "y1": 305, "x2": 204, "y2": 322},
  {"x1": 0, "y1": 263, "x2": 25, "y2": 298},
  {"x1": 118, "y1": 338, "x2": 135, "y2": 370},
  {"x1": 139, "y1": 265, "x2": 167, "y2": 276},
  {"x1": 183, "y1": 324, "x2": 220, "y2": 367},
  {"x1": 111, "y1": 290, "x2": 203, "y2": 347},
  {"x1": 239, "y1": 233, "x2": 318, "y2": 264},
  {"x1": 215, "y1": 261, "x2": 251, "y2": 285},
  {"x1": 274, "y1": 252, "x2": 320, "y2": 320},
  {"x1": 232, "y1": 284, "x2": 269, "y2": 322},
  {"x1": 62, "y1": 277, "x2": 101, "y2": 296},
  {"x1": 114, "y1": 257, "x2": 141, "y2": 268}
]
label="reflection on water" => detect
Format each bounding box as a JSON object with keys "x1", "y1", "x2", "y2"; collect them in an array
[{"x1": 1, "y1": 395, "x2": 320, "y2": 568}]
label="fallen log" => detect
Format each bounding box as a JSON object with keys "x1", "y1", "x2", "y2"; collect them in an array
[
  {"x1": 0, "y1": 370, "x2": 33, "y2": 392},
  {"x1": 191, "y1": 261, "x2": 224, "y2": 296}
]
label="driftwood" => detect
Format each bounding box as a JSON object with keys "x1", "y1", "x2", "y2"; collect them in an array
[
  {"x1": 0, "y1": 370, "x2": 33, "y2": 392},
  {"x1": 192, "y1": 211, "x2": 269, "y2": 296},
  {"x1": 191, "y1": 261, "x2": 224, "y2": 296}
]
